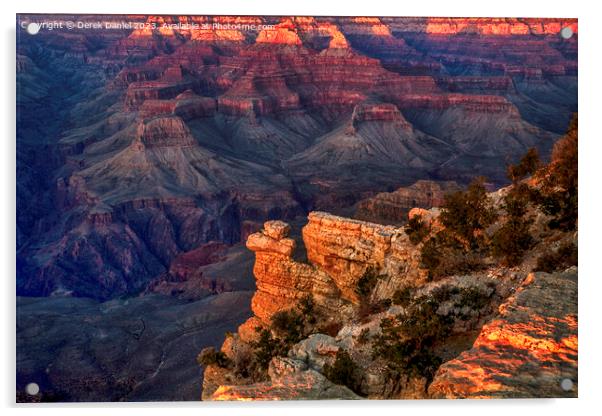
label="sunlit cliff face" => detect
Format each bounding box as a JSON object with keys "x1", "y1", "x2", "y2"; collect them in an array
[
  {"x1": 425, "y1": 17, "x2": 578, "y2": 35},
  {"x1": 256, "y1": 21, "x2": 303, "y2": 45},
  {"x1": 438, "y1": 314, "x2": 578, "y2": 398},
  {"x1": 429, "y1": 271, "x2": 578, "y2": 399}
]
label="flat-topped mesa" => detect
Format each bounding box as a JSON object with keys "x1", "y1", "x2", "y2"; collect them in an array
[
  {"x1": 294, "y1": 18, "x2": 350, "y2": 50},
  {"x1": 351, "y1": 103, "x2": 411, "y2": 130},
  {"x1": 393, "y1": 93, "x2": 520, "y2": 115},
  {"x1": 136, "y1": 116, "x2": 196, "y2": 148},
  {"x1": 343, "y1": 17, "x2": 393, "y2": 37},
  {"x1": 322, "y1": 23, "x2": 350, "y2": 49}
]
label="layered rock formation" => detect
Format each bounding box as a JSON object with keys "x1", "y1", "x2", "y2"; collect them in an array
[
  {"x1": 429, "y1": 269, "x2": 578, "y2": 398},
  {"x1": 136, "y1": 116, "x2": 196, "y2": 147},
  {"x1": 242, "y1": 213, "x2": 427, "y2": 323},
  {"x1": 202, "y1": 191, "x2": 578, "y2": 401},
  {"x1": 202, "y1": 212, "x2": 430, "y2": 398},
  {"x1": 16, "y1": 14, "x2": 578, "y2": 401},
  {"x1": 355, "y1": 180, "x2": 461, "y2": 224},
  {"x1": 302, "y1": 212, "x2": 428, "y2": 302},
  {"x1": 242, "y1": 220, "x2": 346, "y2": 332}
]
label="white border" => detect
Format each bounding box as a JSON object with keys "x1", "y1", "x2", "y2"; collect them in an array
[{"x1": 2, "y1": 1, "x2": 599, "y2": 415}]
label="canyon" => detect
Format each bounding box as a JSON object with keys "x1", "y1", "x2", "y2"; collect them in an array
[
  {"x1": 16, "y1": 15, "x2": 577, "y2": 401},
  {"x1": 202, "y1": 210, "x2": 577, "y2": 400}
]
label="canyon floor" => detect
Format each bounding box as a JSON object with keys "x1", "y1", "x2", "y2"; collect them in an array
[{"x1": 17, "y1": 291, "x2": 253, "y2": 402}]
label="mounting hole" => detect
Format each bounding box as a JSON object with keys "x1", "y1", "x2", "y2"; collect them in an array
[
  {"x1": 560, "y1": 27, "x2": 574, "y2": 40},
  {"x1": 26, "y1": 23, "x2": 40, "y2": 35},
  {"x1": 25, "y1": 382, "x2": 40, "y2": 396},
  {"x1": 560, "y1": 378, "x2": 574, "y2": 391}
]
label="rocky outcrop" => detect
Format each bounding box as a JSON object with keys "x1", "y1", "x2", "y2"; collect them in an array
[
  {"x1": 138, "y1": 91, "x2": 216, "y2": 120},
  {"x1": 302, "y1": 212, "x2": 427, "y2": 303},
  {"x1": 207, "y1": 333, "x2": 362, "y2": 400},
  {"x1": 207, "y1": 211, "x2": 427, "y2": 342},
  {"x1": 136, "y1": 116, "x2": 196, "y2": 147},
  {"x1": 211, "y1": 363, "x2": 360, "y2": 400},
  {"x1": 242, "y1": 219, "x2": 347, "y2": 331},
  {"x1": 429, "y1": 269, "x2": 578, "y2": 398},
  {"x1": 201, "y1": 189, "x2": 579, "y2": 401},
  {"x1": 256, "y1": 20, "x2": 303, "y2": 45},
  {"x1": 202, "y1": 212, "x2": 428, "y2": 399},
  {"x1": 16, "y1": 15, "x2": 578, "y2": 401},
  {"x1": 355, "y1": 180, "x2": 461, "y2": 224},
  {"x1": 350, "y1": 103, "x2": 411, "y2": 130}
]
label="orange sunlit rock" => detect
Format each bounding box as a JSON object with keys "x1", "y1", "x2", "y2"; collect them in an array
[
  {"x1": 210, "y1": 368, "x2": 360, "y2": 400},
  {"x1": 425, "y1": 17, "x2": 578, "y2": 35},
  {"x1": 429, "y1": 270, "x2": 578, "y2": 399},
  {"x1": 256, "y1": 20, "x2": 303, "y2": 45}
]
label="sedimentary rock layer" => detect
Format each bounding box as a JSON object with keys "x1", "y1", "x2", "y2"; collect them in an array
[
  {"x1": 355, "y1": 180, "x2": 461, "y2": 224},
  {"x1": 429, "y1": 269, "x2": 578, "y2": 398}
]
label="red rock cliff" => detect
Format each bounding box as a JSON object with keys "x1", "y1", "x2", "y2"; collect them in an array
[
  {"x1": 428, "y1": 269, "x2": 578, "y2": 398},
  {"x1": 233, "y1": 212, "x2": 427, "y2": 343}
]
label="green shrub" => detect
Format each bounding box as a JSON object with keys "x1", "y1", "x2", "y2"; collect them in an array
[
  {"x1": 452, "y1": 286, "x2": 494, "y2": 320},
  {"x1": 298, "y1": 294, "x2": 317, "y2": 325},
  {"x1": 439, "y1": 177, "x2": 498, "y2": 249},
  {"x1": 404, "y1": 214, "x2": 430, "y2": 245},
  {"x1": 533, "y1": 115, "x2": 578, "y2": 231},
  {"x1": 490, "y1": 220, "x2": 533, "y2": 266},
  {"x1": 197, "y1": 346, "x2": 231, "y2": 368},
  {"x1": 247, "y1": 296, "x2": 319, "y2": 379},
  {"x1": 356, "y1": 267, "x2": 388, "y2": 319},
  {"x1": 392, "y1": 286, "x2": 414, "y2": 307},
  {"x1": 455, "y1": 286, "x2": 492, "y2": 311},
  {"x1": 534, "y1": 242, "x2": 578, "y2": 273},
  {"x1": 355, "y1": 267, "x2": 384, "y2": 299},
  {"x1": 271, "y1": 309, "x2": 305, "y2": 345},
  {"x1": 372, "y1": 292, "x2": 453, "y2": 382},
  {"x1": 490, "y1": 183, "x2": 534, "y2": 266},
  {"x1": 372, "y1": 319, "x2": 446, "y2": 383},
  {"x1": 322, "y1": 349, "x2": 363, "y2": 395},
  {"x1": 507, "y1": 147, "x2": 540, "y2": 183},
  {"x1": 250, "y1": 328, "x2": 287, "y2": 373},
  {"x1": 420, "y1": 231, "x2": 486, "y2": 280},
  {"x1": 419, "y1": 177, "x2": 497, "y2": 280},
  {"x1": 372, "y1": 284, "x2": 492, "y2": 382}
]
